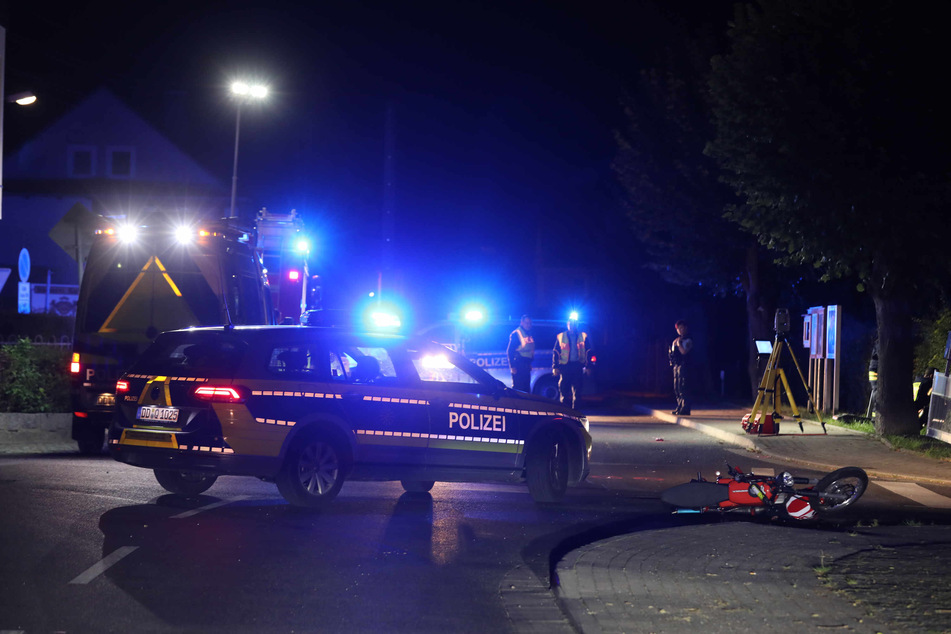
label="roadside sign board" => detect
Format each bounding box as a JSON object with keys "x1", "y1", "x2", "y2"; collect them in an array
[
  {"x1": 928, "y1": 372, "x2": 951, "y2": 444},
  {"x1": 18, "y1": 247, "x2": 30, "y2": 283},
  {"x1": 18, "y1": 281, "x2": 30, "y2": 314}
]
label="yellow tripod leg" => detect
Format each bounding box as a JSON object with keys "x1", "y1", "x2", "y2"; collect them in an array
[{"x1": 777, "y1": 369, "x2": 804, "y2": 432}]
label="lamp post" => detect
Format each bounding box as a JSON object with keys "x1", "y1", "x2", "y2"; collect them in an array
[{"x1": 229, "y1": 81, "x2": 268, "y2": 218}]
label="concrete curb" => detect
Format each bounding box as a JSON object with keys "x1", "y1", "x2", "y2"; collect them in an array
[
  {"x1": 0, "y1": 412, "x2": 71, "y2": 433},
  {"x1": 641, "y1": 406, "x2": 951, "y2": 486}
]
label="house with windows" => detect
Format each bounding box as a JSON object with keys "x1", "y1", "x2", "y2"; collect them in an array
[{"x1": 0, "y1": 88, "x2": 229, "y2": 315}]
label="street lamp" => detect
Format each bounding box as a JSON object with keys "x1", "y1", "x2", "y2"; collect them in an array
[
  {"x1": 229, "y1": 81, "x2": 268, "y2": 218},
  {"x1": 6, "y1": 91, "x2": 37, "y2": 106}
]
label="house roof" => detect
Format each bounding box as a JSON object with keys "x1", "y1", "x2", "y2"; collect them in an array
[{"x1": 4, "y1": 88, "x2": 222, "y2": 188}]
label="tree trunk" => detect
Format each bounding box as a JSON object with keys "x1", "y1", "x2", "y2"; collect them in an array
[{"x1": 871, "y1": 288, "x2": 917, "y2": 435}]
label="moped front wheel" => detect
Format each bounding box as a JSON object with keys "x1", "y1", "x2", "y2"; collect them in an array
[{"x1": 814, "y1": 467, "x2": 868, "y2": 514}]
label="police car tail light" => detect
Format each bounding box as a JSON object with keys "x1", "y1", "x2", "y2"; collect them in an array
[
  {"x1": 116, "y1": 380, "x2": 130, "y2": 393},
  {"x1": 194, "y1": 385, "x2": 246, "y2": 403},
  {"x1": 69, "y1": 352, "x2": 81, "y2": 374}
]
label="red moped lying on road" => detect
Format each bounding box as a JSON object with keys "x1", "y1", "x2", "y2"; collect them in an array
[{"x1": 661, "y1": 464, "x2": 869, "y2": 520}]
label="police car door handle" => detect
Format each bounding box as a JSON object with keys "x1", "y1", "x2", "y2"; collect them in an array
[{"x1": 342, "y1": 392, "x2": 364, "y2": 402}]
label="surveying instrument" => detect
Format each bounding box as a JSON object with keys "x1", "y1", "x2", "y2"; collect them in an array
[{"x1": 742, "y1": 309, "x2": 826, "y2": 435}]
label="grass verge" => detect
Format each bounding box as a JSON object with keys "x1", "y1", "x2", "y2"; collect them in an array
[{"x1": 828, "y1": 413, "x2": 951, "y2": 461}]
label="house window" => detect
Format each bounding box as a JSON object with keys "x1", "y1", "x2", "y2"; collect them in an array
[
  {"x1": 68, "y1": 146, "x2": 97, "y2": 178},
  {"x1": 107, "y1": 147, "x2": 135, "y2": 178}
]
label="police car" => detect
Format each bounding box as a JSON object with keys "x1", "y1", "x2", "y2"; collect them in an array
[
  {"x1": 417, "y1": 317, "x2": 596, "y2": 400},
  {"x1": 109, "y1": 325, "x2": 592, "y2": 507}
]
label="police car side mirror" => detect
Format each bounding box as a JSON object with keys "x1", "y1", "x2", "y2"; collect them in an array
[{"x1": 492, "y1": 379, "x2": 506, "y2": 399}]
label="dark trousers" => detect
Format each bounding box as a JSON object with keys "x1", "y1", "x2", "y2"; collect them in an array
[
  {"x1": 673, "y1": 364, "x2": 689, "y2": 414},
  {"x1": 558, "y1": 362, "x2": 584, "y2": 409},
  {"x1": 511, "y1": 359, "x2": 532, "y2": 392}
]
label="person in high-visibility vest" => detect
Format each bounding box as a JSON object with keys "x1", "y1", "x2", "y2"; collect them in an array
[
  {"x1": 866, "y1": 340, "x2": 879, "y2": 418},
  {"x1": 507, "y1": 315, "x2": 535, "y2": 392},
  {"x1": 552, "y1": 318, "x2": 591, "y2": 410}
]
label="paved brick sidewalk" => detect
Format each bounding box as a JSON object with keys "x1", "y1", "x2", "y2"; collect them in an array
[
  {"x1": 556, "y1": 521, "x2": 951, "y2": 634},
  {"x1": 551, "y1": 403, "x2": 951, "y2": 633}
]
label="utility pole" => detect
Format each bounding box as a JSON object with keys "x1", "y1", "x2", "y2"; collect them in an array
[{"x1": 380, "y1": 101, "x2": 396, "y2": 295}]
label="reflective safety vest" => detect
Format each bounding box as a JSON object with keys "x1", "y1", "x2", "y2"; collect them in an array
[
  {"x1": 514, "y1": 327, "x2": 535, "y2": 359},
  {"x1": 556, "y1": 331, "x2": 587, "y2": 365}
]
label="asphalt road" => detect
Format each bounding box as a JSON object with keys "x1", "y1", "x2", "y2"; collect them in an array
[{"x1": 1, "y1": 416, "x2": 950, "y2": 633}]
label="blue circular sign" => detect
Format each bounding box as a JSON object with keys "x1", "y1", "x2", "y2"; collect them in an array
[{"x1": 18, "y1": 248, "x2": 30, "y2": 283}]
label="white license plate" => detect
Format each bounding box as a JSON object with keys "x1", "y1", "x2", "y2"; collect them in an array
[{"x1": 136, "y1": 406, "x2": 180, "y2": 423}]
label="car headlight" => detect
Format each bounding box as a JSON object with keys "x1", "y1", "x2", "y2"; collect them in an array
[{"x1": 580, "y1": 416, "x2": 589, "y2": 432}]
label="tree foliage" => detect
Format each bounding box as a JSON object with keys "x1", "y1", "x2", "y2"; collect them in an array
[
  {"x1": 0, "y1": 341, "x2": 71, "y2": 413},
  {"x1": 614, "y1": 40, "x2": 744, "y2": 295},
  {"x1": 613, "y1": 17, "x2": 809, "y2": 395},
  {"x1": 705, "y1": 0, "x2": 951, "y2": 433}
]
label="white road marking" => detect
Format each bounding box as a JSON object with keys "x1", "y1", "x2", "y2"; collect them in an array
[
  {"x1": 68, "y1": 546, "x2": 138, "y2": 585},
  {"x1": 875, "y1": 481, "x2": 951, "y2": 508},
  {"x1": 170, "y1": 496, "x2": 250, "y2": 519}
]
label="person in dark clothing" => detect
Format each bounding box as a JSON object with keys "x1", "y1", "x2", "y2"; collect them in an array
[
  {"x1": 670, "y1": 320, "x2": 693, "y2": 415},
  {"x1": 507, "y1": 315, "x2": 535, "y2": 392},
  {"x1": 552, "y1": 318, "x2": 592, "y2": 410}
]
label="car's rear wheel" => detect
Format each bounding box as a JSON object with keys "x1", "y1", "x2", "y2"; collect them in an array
[
  {"x1": 526, "y1": 429, "x2": 569, "y2": 503},
  {"x1": 76, "y1": 427, "x2": 105, "y2": 455},
  {"x1": 276, "y1": 432, "x2": 346, "y2": 508},
  {"x1": 153, "y1": 469, "x2": 217, "y2": 495},
  {"x1": 401, "y1": 480, "x2": 435, "y2": 493}
]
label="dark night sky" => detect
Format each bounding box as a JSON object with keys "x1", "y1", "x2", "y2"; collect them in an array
[{"x1": 2, "y1": 1, "x2": 733, "y2": 321}]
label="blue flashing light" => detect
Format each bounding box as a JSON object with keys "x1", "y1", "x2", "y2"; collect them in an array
[
  {"x1": 569, "y1": 310, "x2": 580, "y2": 322},
  {"x1": 459, "y1": 302, "x2": 488, "y2": 327},
  {"x1": 370, "y1": 311, "x2": 402, "y2": 329},
  {"x1": 357, "y1": 295, "x2": 409, "y2": 332},
  {"x1": 295, "y1": 238, "x2": 310, "y2": 254},
  {"x1": 464, "y1": 308, "x2": 484, "y2": 323}
]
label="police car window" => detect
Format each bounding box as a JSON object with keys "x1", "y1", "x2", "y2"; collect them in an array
[
  {"x1": 330, "y1": 347, "x2": 399, "y2": 384},
  {"x1": 410, "y1": 348, "x2": 480, "y2": 385},
  {"x1": 130, "y1": 335, "x2": 246, "y2": 376},
  {"x1": 267, "y1": 346, "x2": 322, "y2": 377},
  {"x1": 330, "y1": 352, "x2": 349, "y2": 381}
]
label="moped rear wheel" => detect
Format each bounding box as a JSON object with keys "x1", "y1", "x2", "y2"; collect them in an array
[{"x1": 814, "y1": 467, "x2": 868, "y2": 514}]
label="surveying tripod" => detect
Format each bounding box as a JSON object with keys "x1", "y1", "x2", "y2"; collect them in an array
[{"x1": 742, "y1": 332, "x2": 826, "y2": 435}]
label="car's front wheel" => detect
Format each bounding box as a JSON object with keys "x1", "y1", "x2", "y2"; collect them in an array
[
  {"x1": 154, "y1": 469, "x2": 217, "y2": 495},
  {"x1": 276, "y1": 432, "x2": 346, "y2": 508},
  {"x1": 532, "y1": 375, "x2": 560, "y2": 401},
  {"x1": 526, "y1": 429, "x2": 569, "y2": 503}
]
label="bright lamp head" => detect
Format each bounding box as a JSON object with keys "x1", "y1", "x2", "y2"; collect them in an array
[
  {"x1": 116, "y1": 224, "x2": 139, "y2": 245},
  {"x1": 174, "y1": 225, "x2": 195, "y2": 245},
  {"x1": 231, "y1": 81, "x2": 269, "y2": 100}
]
